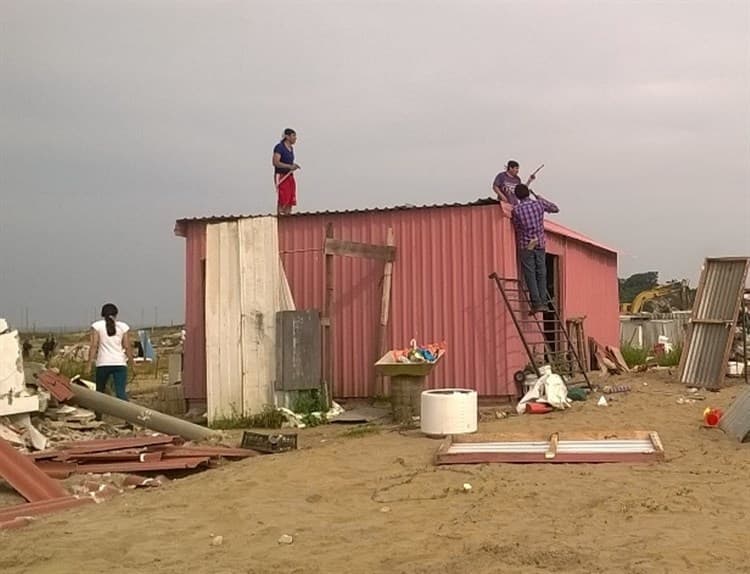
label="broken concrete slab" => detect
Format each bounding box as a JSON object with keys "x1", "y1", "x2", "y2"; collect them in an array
[{"x1": 0, "y1": 327, "x2": 40, "y2": 417}]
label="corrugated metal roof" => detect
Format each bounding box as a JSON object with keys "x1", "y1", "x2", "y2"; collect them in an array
[
  {"x1": 174, "y1": 198, "x2": 617, "y2": 254},
  {"x1": 679, "y1": 257, "x2": 750, "y2": 389}
]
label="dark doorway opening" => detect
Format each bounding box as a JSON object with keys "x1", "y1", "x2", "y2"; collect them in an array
[{"x1": 542, "y1": 253, "x2": 561, "y2": 358}]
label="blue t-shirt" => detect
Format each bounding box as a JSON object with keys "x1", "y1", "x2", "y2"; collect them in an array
[{"x1": 273, "y1": 141, "x2": 295, "y2": 174}]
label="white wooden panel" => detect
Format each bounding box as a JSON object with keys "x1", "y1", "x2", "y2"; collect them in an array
[
  {"x1": 204, "y1": 224, "x2": 221, "y2": 423},
  {"x1": 206, "y1": 222, "x2": 243, "y2": 423},
  {"x1": 219, "y1": 222, "x2": 243, "y2": 418},
  {"x1": 238, "y1": 217, "x2": 280, "y2": 414}
]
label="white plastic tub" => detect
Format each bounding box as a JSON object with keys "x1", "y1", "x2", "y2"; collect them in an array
[{"x1": 420, "y1": 389, "x2": 477, "y2": 436}]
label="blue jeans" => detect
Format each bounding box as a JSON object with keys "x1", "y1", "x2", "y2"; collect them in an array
[
  {"x1": 95, "y1": 365, "x2": 128, "y2": 401},
  {"x1": 519, "y1": 248, "x2": 548, "y2": 308}
]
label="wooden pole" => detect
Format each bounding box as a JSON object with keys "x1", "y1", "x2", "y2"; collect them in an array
[
  {"x1": 376, "y1": 227, "x2": 395, "y2": 396},
  {"x1": 323, "y1": 223, "x2": 334, "y2": 406}
]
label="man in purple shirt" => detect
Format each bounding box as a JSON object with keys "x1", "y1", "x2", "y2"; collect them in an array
[
  {"x1": 492, "y1": 160, "x2": 537, "y2": 205},
  {"x1": 511, "y1": 184, "x2": 560, "y2": 314}
]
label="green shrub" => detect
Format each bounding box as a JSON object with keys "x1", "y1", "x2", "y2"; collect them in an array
[{"x1": 620, "y1": 345, "x2": 649, "y2": 367}]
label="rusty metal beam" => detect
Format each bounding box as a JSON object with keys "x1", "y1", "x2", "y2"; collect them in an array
[
  {"x1": 75, "y1": 456, "x2": 211, "y2": 474},
  {"x1": 0, "y1": 437, "x2": 69, "y2": 502}
]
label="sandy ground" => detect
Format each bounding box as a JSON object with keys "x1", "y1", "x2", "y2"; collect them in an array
[{"x1": 3, "y1": 370, "x2": 750, "y2": 574}]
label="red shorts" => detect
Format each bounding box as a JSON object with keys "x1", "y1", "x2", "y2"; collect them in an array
[{"x1": 276, "y1": 173, "x2": 297, "y2": 208}]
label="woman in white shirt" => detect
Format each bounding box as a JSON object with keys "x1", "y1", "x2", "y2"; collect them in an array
[{"x1": 87, "y1": 303, "x2": 135, "y2": 401}]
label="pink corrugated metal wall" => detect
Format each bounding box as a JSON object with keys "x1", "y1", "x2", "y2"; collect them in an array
[
  {"x1": 560, "y1": 239, "x2": 620, "y2": 347},
  {"x1": 178, "y1": 203, "x2": 619, "y2": 403},
  {"x1": 278, "y1": 204, "x2": 521, "y2": 398}
]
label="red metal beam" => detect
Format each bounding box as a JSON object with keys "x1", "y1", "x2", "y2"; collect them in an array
[
  {"x1": 34, "y1": 461, "x2": 78, "y2": 479},
  {"x1": 59, "y1": 435, "x2": 179, "y2": 454},
  {"x1": 0, "y1": 437, "x2": 69, "y2": 502},
  {"x1": 75, "y1": 456, "x2": 211, "y2": 474}
]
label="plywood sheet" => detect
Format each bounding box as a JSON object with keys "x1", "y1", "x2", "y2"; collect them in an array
[
  {"x1": 238, "y1": 217, "x2": 280, "y2": 415},
  {"x1": 205, "y1": 222, "x2": 243, "y2": 422}
]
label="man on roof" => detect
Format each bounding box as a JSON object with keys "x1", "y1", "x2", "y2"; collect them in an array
[
  {"x1": 272, "y1": 128, "x2": 301, "y2": 215},
  {"x1": 492, "y1": 160, "x2": 537, "y2": 205}
]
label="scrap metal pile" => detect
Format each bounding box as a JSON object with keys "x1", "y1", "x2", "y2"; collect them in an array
[
  {"x1": 0, "y1": 434, "x2": 259, "y2": 530},
  {"x1": 0, "y1": 320, "x2": 277, "y2": 530}
]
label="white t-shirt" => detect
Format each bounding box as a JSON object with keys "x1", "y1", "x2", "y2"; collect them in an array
[{"x1": 92, "y1": 319, "x2": 130, "y2": 367}]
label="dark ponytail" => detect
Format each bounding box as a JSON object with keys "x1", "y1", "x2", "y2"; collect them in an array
[{"x1": 101, "y1": 303, "x2": 119, "y2": 336}]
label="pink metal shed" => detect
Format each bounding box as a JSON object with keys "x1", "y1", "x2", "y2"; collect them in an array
[{"x1": 175, "y1": 199, "x2": 619, "y2": 409}]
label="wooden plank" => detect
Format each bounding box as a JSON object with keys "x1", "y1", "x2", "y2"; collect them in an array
[
  {"x1": 219, "y1": 222, "x2": 243, "y2": 421},
  {"x1": 375, "y1": 227, "x2": 395, "y2": 396},
  {"x1": 545, "y1": 432, "x2": 559, "y2": 459},
  {"x1": 324, "y1": 238, "x2": 396, "y2": 261},
  {"x1": 690, "y1": 318, "x2": 733, "y2": 325},
  {"x1": 238, "y1": 217, "x2": 279, "y2": 415},
  {"x1": 206, "y1": 222, "x2": 246, "y2": 423},
  {"x1": 204, "y1": 224, "x2": 222, "y2": 423},
  {"x1": 279, "y1": 258, "x2": 296, "y2": 311},
  {"x1": 606, "y1": 346, "x2": 631, "y2": 373}
]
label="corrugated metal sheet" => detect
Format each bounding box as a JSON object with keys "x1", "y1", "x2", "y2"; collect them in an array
[
  {"x1": 719, "y1": 387, "x2": 750, "y2": 442},
  {"x1": 177, "y1": 202, "x2": 620, "y2": 402},
  {"x1": 693, "y1": 259, "x2": 749, "y2": 321},
  {"x1": 0, "y1": 437, "x2": 69, "y2": 503},
  {"x1": 680, "y1": 258, "x2": 750, "y2": 388}
]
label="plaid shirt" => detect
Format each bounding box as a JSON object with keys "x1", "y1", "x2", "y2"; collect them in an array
[{"x1": 511, "y1": 196, "x2": 559, "y2": 249}]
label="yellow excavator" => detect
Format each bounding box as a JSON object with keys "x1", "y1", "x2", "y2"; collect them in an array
[{"x1": 620, "y1": 280, "x2": 692, "y2": 314}]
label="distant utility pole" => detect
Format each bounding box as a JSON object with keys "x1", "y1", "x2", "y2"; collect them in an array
[{"x1": 25, "y1": 307, "x2": 29, "y2": 331}]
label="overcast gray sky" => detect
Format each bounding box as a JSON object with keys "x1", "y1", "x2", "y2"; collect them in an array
[{"x1": 2, "y1": 0, "x2": 748, "y2": 329}]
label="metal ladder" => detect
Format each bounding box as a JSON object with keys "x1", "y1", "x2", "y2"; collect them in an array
[{"x1": 489, "y1": 272, "x2": 592, "y2": 389}]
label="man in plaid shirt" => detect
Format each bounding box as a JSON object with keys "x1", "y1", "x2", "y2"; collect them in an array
[{"x1": 510, "y1": 184, "x2": 560, "y2": 314}]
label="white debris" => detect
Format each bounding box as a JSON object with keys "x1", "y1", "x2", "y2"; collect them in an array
[
  {"x1": 0, "y1": 322, "x2": 40, "y2": 417},
  {"x1": 597, "y1": 396, "x2": 608, "y2": 407},
  {"x1": 8, "y1": 413, "x2": 47, "y2": 450},
  {"x1": 278, "y1": 534, "x2": 294, "y2": 545},
  {"x1": 462, "y1": 483, "x2": 472, "y2": 492},
  {"x1": 380, "y1": 506, "x2": 391, "y2": 513},
  {"x1": 211, "y1": 535, "x2": 224, "y2": 546}
]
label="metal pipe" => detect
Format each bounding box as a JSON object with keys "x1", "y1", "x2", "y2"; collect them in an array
[{"x1": 68, "y1": 383, "x2": 220, "y2": 442}]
